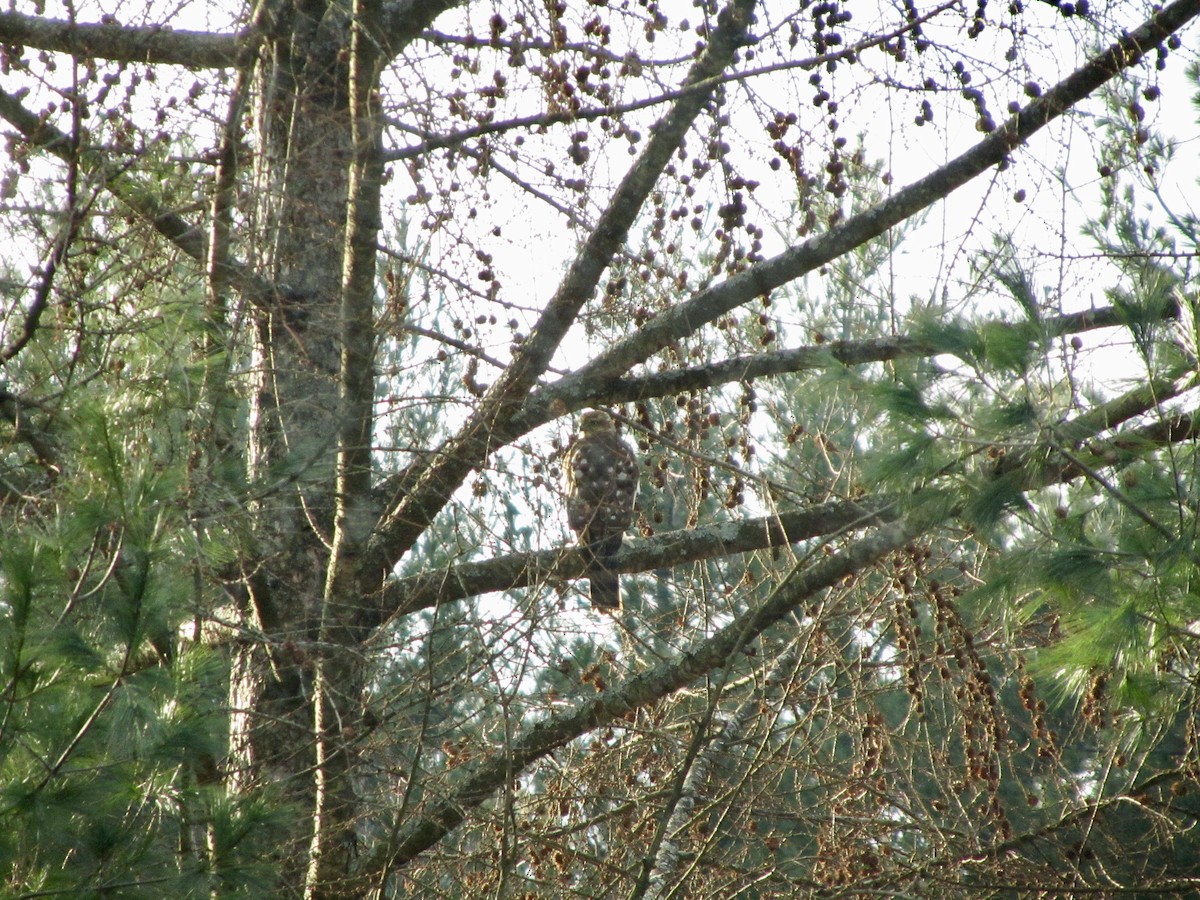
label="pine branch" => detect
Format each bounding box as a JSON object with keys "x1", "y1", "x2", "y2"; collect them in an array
[
  {"x1": 362, "y1": 397, "x2": 1200, "y2": 873},
  {"x1": 368, "y1": 392, "x2": 1200, "y2": 629},
  {"x1": 528, "y1": 302, "x2": 1177, "y2": 417}
]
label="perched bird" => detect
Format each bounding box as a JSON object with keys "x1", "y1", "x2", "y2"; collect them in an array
[{"x1": 564, "y1": 409, "x2": 638, "y2": 611}]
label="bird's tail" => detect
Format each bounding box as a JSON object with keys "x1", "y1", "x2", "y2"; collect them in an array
[{"x1": 588, "y1": 564, "x2": 621, "y2": 612}]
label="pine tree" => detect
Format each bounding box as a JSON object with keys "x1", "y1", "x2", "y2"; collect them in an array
[{"x1": 2, "y1": 1, "x2": 1199, "y2": 895}]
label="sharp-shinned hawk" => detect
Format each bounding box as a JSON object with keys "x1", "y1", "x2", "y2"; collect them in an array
[{"x1": 564, "y1": 409, "x2": 638, "y2": 612}]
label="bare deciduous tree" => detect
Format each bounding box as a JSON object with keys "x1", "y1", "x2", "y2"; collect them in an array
[{"x1": 2, "y1": 0, "x2": 1200, "y2": 896}]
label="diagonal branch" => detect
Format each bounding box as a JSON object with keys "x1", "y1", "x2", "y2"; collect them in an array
[
  {"x1": 377, "y1": 0, "x2": 1199, "y2": 484},
  {"x1": 364, "y1": 399, "x2": 1200, "y2": 872},
  {"x1": 565, "y1": 0, "x2": 1200, "y2": 383},
  {"x1": 362, "y1": 0, "x2": 762, "y2": 589},
  {"x1": 0, "y1": 191, "x2": 84, "y2": 368},
  {"x1": 0, "y1": 84, "x2": 284, "y2": 309}
]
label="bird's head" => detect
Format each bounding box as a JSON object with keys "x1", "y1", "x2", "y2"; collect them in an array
[{"x1": 578, "y1": 409, "x2": 616, "y2": 434}]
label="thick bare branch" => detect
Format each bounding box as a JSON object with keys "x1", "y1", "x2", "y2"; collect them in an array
[
  {"x1": 372, "y1": 374, "x2": 1196, "y2": 631},
  {"x1": 363, "y1": 0, "x2": 761, "y2": 589},
  {"x1": 378, "y1": 0, "x2": 464, "y2": 57},
  {"x1": 571, "y1": 0, "x2": 1200, "y2": 382},
  {"x1": 0, "y1": 10, "x2": 244, "y2": 68},
  {"x1": 370, "y1": 498, "x2": 894, "y2": 627},
  {"x1": 367, "y1": 0, "x2": 1200, "y2": 524},
  {"x1": 366, "y1": 398, "x2": 1200, "y2": 871},
  {"x1": 0, "y1": 2, "x2": 461, "y2": 71}
]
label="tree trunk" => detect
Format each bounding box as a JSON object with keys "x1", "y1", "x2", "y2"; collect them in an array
[{"x1": 226, "y1": 2, "x2": 365, "y2": 892}]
